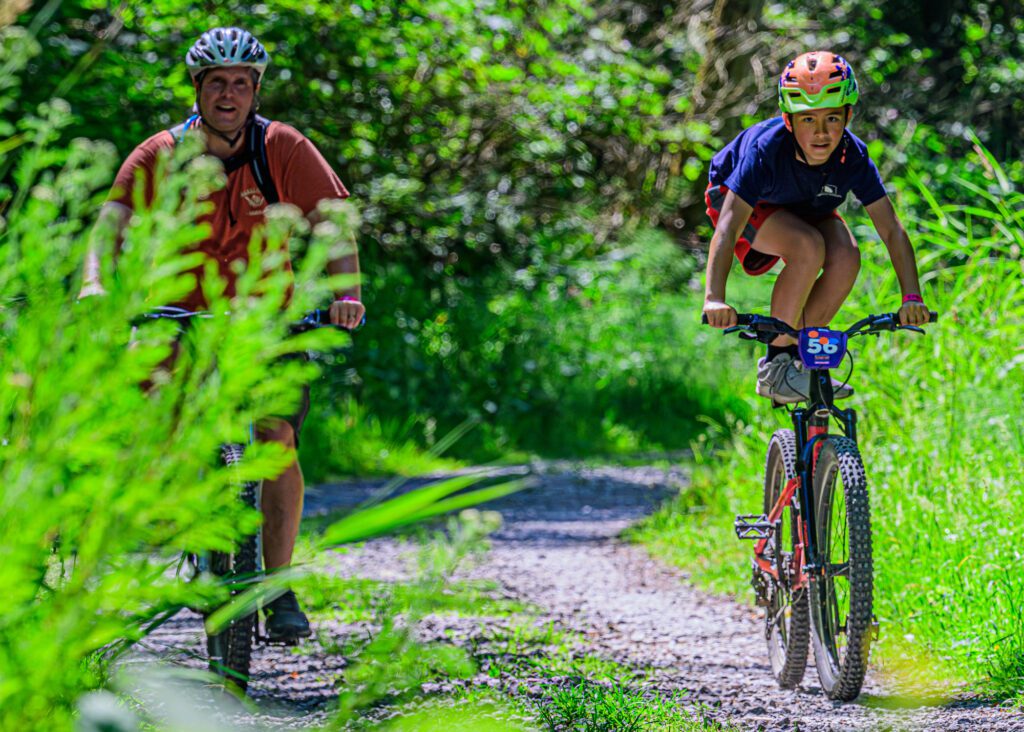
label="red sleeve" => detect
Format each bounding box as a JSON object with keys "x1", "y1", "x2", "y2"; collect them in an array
[
  {"x1": 267, "y1": 123, "x2": 349, "y2": 215},
  {"x1": 108, "y1": 132, "x2": 174, "y2": 209}
]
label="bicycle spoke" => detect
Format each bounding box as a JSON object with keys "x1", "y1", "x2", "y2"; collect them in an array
[{"x1": 828, "y1": 562, "x2": 849, "y2": 578}]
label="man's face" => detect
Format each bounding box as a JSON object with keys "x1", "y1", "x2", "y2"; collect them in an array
[
  {"x1": 790, "y1": 106, "x2": 847, "y2": 166},
  {"x1": 197, "y1": 67, "x2": 257, "y2": 132}
]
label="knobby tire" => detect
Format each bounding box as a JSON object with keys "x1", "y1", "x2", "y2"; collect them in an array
[
  {"x1": 809, "y1": 436, "x2": 873, "y2": 701},
  {"x1": 206, "y1": 445, "x2": 260, "y2": 692},
  {"x1": 763, "y1": 429, "x2": 810, "y2": 688}
]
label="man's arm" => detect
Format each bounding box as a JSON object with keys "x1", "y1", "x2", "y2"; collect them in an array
[
  {"x1": 703, "y1": 189, "x2": 753, "y2": 328},
  {"x1": 865, "y1": 196, "x2": 930, "y2": 325},
  {"x1": 79, "y1": 202, "x2": 132, "y2": 298},
  {"x1": 324, "y1": 229, "x2": 365, "y2": 329}
]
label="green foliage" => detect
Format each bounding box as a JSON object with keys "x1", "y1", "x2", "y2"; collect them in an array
[
  {"x1": 0, "y1": 84, "x2": 334, "y2": 732},
  {"x1": 12, "y1": 0, "x2": 725, "y2": 463},
  {"x1": 538, "y1": 683, "x2": 732, "y2": 732},
  {"x1": 7, "y1": 0, "x2": 1024, "y2": 718},
  {"x1": 299, "y1": 392, "x2": 465, "y2": 479},
  {"x1": 10, "y1": 0, "x2": 1024, "y2": 468}
]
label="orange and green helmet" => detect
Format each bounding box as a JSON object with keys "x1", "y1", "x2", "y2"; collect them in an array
[{"x1": 778, "y1": 52, "x2": 859, "y2": 114}]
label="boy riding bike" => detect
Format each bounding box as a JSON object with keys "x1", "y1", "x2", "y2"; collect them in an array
[
  {"x1": 702, "y1": 51, "x2": 930, "y2": 403},
  {"x1": 80, "y1": 27, "x2": 365, "y2": 641}
]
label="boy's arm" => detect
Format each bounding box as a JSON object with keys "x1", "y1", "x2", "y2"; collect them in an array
[
  {"x1": 864, "y1": 196, "x2": 930, "y2": 326},
  {"x1": 703, "y1": 189, "x2": 753, "y2": 328}
]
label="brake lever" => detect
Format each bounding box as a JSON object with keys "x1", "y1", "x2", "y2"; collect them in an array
[
  {"x1": 723, "y1": 325, "x2": 746, "y2": 335},
  {"x1": 896, "y1": 325, "x2": 926, "y2": 335}
]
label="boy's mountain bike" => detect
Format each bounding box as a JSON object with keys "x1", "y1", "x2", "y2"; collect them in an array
[
  {"x1": 704, "y1": 310, "x2": 935, "y2": 701},
  {"x1": 137, "y1": 306, "x2": 346, "y2": 691}
]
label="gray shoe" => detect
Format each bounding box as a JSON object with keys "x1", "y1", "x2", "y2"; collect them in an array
[{"x1": 756, "y1": 354, "x2": 853, "y2": 404}]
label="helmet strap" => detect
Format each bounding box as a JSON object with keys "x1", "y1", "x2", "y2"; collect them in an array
[{"x1": 784, "y1": 114, "x2": 812, "y2": 164}]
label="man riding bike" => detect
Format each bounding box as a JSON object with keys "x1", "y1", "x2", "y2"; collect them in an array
[{"x1": 80, "y1": 27, "x2": 365, "y2": 642}]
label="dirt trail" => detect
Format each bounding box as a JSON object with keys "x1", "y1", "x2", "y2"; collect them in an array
[{"x1": 133, "y1": 464, "x2": 1021, "y2": 731}]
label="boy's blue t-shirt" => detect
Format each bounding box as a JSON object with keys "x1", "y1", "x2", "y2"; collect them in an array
[{"x1": 708, "y1": 117, "x2": 887, "y2": 217}]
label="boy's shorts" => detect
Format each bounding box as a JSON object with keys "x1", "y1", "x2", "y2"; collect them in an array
[{"x1": 705, "y1": 184, "x2": 843, "y2": 276}]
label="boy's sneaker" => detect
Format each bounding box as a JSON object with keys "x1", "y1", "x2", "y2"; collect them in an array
[
  {"x1": 263, "y1": 590, "x2": 312, "y2": 643},
  {"x1": 756, "y1": 353, "x2": 853, "y2": 404}
]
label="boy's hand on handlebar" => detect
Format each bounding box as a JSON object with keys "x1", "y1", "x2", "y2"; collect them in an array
[
  {"x1": 329, "y1": 298, "x2": 366, "y2": 329},
  {"x1": 703, "y1": 300, "x2": 738, "y2": 329},
  {"x1": 898, "y1": 300, "x2": 930, "y2": 326}
]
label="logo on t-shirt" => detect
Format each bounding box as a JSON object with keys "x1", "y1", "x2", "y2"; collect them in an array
[
  {"x1": 242, "y1": 187, "x2": 267, "y2": 214},
  {"x1": 817, "y1": 184, "x2": 842, "y2": 198}
]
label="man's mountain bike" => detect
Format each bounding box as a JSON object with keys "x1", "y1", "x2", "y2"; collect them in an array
[
  {"x1": 704, "y1": 310, "x2": 935, "y2": 701},
  {"x1": 137, "y1": 306, "x2": 344, "y2": 691}
]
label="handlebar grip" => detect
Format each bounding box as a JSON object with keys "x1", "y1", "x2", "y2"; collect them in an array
[
  {"x1": 701, "y1": 312, "x2": 752, "y2": 326},
  {"x1": 929, "y1": 311, "x2": 938, "y2": 323}
]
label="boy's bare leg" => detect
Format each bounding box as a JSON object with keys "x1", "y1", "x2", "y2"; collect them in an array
[
  {"x1": 258, "y1": 420, "x2": 304, "y2": 570},
  {"x1": 801, "y1": 217, "x2": 861, "y2": 327},
  {"x1": 746, "y1": 210, "x2": 826, "y2": 345}
]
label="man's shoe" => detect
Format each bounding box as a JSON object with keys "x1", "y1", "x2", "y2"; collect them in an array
[
  {"x1": 756, "y1": 354, "x2": 853, "y2": 404},
  {"x1": 263, "y1": 590, "x2": 312, "y2": 643}
]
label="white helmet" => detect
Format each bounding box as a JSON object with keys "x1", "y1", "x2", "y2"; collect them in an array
[{"x1": 185, "y1": 27, "x2": 269, "y2": 82}]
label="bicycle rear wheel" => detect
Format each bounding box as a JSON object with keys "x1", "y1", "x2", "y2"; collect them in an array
[
  {"x1": 762, "y1": 429, "x2": 810, "y2": 688},
  {"x1": 808, "y1": 436, "x2": 873, "y2": 701},
  {"x1": 206, "y1": 444, "x2": 260, "y2": 692}
]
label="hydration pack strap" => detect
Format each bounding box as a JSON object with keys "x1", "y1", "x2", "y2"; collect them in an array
[
  {"x1": 247, "y1": 115, "x2": 279, "y2": 205},
  {"x1": 167, "y1": 114, "x2": 279, "y2": 206}
]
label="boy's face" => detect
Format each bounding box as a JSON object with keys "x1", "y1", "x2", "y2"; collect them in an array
[
  {"x1": 197, "y1": 67, "x2": 257, "y2": 134},
  {"x1": 790, "y1": 106, "x2": 847, "y2": 166}
]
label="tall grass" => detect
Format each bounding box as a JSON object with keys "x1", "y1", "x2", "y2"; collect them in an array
[{"x1": 633, "y1": 146, "x2": 1024, "y2": 695}]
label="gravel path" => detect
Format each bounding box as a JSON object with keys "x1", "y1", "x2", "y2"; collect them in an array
[{"x1": 130, "y1": 463, "x2": 1022, "y2": 731}]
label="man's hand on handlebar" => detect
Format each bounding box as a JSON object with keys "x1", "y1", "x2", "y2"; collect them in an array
[
  {"x1": 329, "y1": 297, "x2": 366, "y2": 330},
  {"x1": 703, "y1": 300, "x2": 738, "y2": 329}
]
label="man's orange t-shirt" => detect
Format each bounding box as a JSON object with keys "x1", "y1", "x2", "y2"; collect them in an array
[{"x1": 110, "y1": 121, "x2": 349, "y2": 311}]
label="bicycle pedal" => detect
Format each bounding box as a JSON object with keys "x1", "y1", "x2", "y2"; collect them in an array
[{"x1": 735, "y1": 514, "x2": 773, "y2": 540}]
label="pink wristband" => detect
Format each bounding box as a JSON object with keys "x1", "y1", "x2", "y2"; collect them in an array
[
  {"x1": 902, "y1": 294, "x2": 923, "y2": 304},
  {"x1": 339, "y1": 296, "x2": 359, "y2": 302}
]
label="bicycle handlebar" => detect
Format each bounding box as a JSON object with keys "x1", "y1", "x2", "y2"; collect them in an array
[
  {"x1": 132, "y1": 307, "x2": 359, "y2": 332},
  {"x1": 701, "y1": 311, "x2": 938, "y2": 339}
]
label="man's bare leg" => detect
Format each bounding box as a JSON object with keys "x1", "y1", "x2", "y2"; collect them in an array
[{"x1": 257, "y1": 419, "x2": 311, "y2": 640}]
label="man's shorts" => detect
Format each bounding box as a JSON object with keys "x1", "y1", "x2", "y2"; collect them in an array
[{"x1": 705, "y1": 184, "x2": 843, "y2": 276}]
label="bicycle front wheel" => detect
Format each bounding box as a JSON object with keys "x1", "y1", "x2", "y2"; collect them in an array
[
  {"x1": 206, "y1": 444, "x2": 260, "y2": 692},
  {"x1": 206, "y1": 530, "x2": 258, "y2": 691},
  {"x1": 763, "y1": 429, "x2": 810, "y2": 688},
  {"x1": 808, "y1": 436, "x2": 873, "y2": 701}
]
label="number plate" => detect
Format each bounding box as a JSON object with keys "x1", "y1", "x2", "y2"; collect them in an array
[{"x1": 798, "y1": 328, "x2": 847, "y2": 369}]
